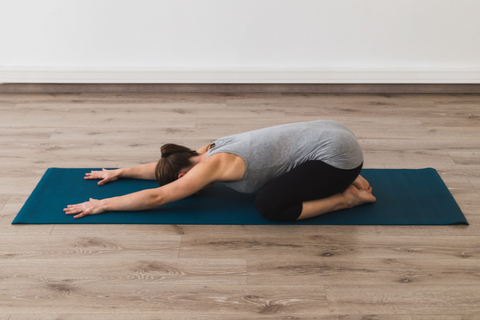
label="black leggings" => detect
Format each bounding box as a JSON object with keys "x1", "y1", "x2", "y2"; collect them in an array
[{"x1": 254, "y1": 160, "x2": 363, "y2": 222}]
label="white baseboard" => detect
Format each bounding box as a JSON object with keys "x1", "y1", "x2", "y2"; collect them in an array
[{"x1": 1, "y1": 67, "x2": 479, "y2": 84}]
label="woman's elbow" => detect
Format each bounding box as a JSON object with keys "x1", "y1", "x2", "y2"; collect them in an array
[{"x1": 149, "y1": 193, "x2": 164, "y2": 208}]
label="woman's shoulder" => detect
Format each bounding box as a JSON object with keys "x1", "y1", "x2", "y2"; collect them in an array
[
  {"x1": 204, "y1": 152, "x2": 246, "y2": 182},
  {"x1": 205, "y1": 152, "x2": 242, "y2": 166}
]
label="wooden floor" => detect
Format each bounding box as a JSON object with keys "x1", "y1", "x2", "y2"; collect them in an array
[{"x1": 0, "y1": 92, "x2": 479, "y2": 319}]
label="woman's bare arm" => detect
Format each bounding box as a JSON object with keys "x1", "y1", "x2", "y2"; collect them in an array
[
  {"x1": 65, "y1": 157, "x2": 223, "y2": 219},
  {"x1": 117, "y1": 162, "x2": 157, "y2": 180},
  {"x1": 85, "y1": 162, "x2": 158, "y2": 185},
  {"x1": 64, "y1": 188, "x2": 163, "y2": 218}
]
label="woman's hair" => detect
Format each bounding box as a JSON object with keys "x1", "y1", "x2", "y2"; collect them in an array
[{"x1": 155, "y1": 143, "x2": 199, "y2": 186}]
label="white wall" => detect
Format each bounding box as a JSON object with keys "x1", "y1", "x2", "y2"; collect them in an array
[{"x1": 1, "y1": 0, "x2": 479, "y2": 83}]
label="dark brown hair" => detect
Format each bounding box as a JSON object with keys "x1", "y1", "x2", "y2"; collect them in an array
[{"x1": 155, "y1": 143, "x2": 199, "y2": 186}]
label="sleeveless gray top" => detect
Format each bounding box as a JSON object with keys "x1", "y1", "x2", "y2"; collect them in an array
[{"x1": 206, "y1": 120, "x2": 363, "y2": 193}]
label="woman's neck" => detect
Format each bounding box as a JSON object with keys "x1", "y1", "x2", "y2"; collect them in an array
[{"x1": 190, "y1": 153, "x2": 208, "y2": 166}]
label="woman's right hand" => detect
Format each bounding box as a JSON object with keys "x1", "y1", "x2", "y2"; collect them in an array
[{"x1": 84, "y1": 168, "x2": 120, "y2": 186}]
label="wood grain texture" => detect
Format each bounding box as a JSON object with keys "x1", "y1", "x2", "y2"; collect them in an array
[
  {"x1": 7, "y1": 314, "x2": 415, "y2": 320},
  {"x1": 2, "y1": 83, "x2": 480, "y2": 94},
  {"x1": 0, "y1": 235, "x2": 181, "y2": 259},
  {"x1": 326, "y1": 285, "x2": 480, "y2": 315},
  {"x1": 412, "y1": 316, "x2": 479, "y2": 320},
  {"x1": 247, "y1": 258, "x2": 480, "y2": 285},
  {"x1": 179, "y1": 235, "x2": 480, "y2": 260},
  {"x1": 1, "y1": 257, "x2": 246, "y2": 285},
  {"x1": 245, "y1": 225, "x2": 378, "y2": 236},
  {"x1": 1, "y1": 92, "x2": 479, "y2": 318},
  {"x1": 0, "y1": 284, "x2": 327, "y2": 315}
]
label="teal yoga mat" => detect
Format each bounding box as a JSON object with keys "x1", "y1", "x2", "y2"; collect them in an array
[{"x1": 12, "y1": 168, "x2": 468, "y2": 225}]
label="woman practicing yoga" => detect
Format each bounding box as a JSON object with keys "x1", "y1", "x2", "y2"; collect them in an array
[{"x1": 64, "y1": 120, "x2": 376, "y2": 221}]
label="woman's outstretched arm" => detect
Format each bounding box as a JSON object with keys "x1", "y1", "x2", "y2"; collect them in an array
[
  {"x1": 65, "y1": 158, "x2": 222, "y2": 219},
  {"x1": 116, "y1": 162, "x2": 158, "y2": 180},
  {"x1": 85, "y1": 162, "x2": 157, "y2": 185}
]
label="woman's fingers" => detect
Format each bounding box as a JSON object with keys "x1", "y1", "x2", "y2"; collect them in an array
[
  {"x1": 85, "y1": 169, "x2": 117, "y2": 186},
  {"x1": 85, "y1": 169, "x2": 108, "y2": 180},
  {"x1": 85, "y1": 171, "x2": 103, "y2": 180},
  {"x1": 64, "y1": 203, "x2": 84, "y2": 215},
  {"x1": 98, "y1": 177, "x2": 111, "y2": 186},
  {"x1": 64, "y1": 206, "x2": 91, "y2": 218},
  {"x1": 73, "y1": 211, "x2": 90, "y2": 219},
  {"x1": 64, "y1": 198, "x2": 104, "y2": 219},
  {"x1": 63, "y1": 203, "x2": 90, "y2": 217}
]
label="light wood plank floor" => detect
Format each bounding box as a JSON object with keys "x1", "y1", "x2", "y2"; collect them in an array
[{"x1": 1, "y1": 92, "x2": 479, "y2": 320}]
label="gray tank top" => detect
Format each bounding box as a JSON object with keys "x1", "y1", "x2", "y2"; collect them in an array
[{"x1": 206, "y1": 120, "x2": 363, "y2": 193}]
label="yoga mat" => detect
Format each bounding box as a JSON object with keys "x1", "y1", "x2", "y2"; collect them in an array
[{"x1": 12, "y1": 168, "x2": 468, "y2": 225}]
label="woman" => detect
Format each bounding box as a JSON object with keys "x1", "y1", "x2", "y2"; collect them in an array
[{"x1": 64, "y1": 120, "x2": 376, "y2": 221}]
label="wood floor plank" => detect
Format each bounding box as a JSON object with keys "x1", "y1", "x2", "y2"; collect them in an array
[
  {"x1": 90, "y1": 137, "x2": 217, "y2": 153},
  {"x1": 448, "y1": 152, "x2": 480, "y2": 166},
  {"x1": 420, "y1": 126, "x2": 480, "y2": 140},
  {"x1": 227, "y1": 92, "x2": 447, "y2": 106},
  {"x1": 361, "y1": 139, "x2": 480, "y2": 153},
  {"x1": 58, "y1": 102, "x2": 288, "y2": 120},
  {"x1": 0, "y1": 150, "x2": 165, "y2": 175},
  {"x1": 52, "y1": 224, "x2": 377, "y2": 237},
  {"x1": 0, "y1": 223, "x2": 54, "y2": 236},
  {"x1": 247, "y1": 258, "x2": 480, "y2": 285},
  {"x1": 50, "y1": 223, "x2": 187, "y2": 236},
  {"x1": 0, "y1": 127, "x2": 56, "y2": 142},
  {"x1": 7, "y1": 314, "x2": 414, "y2": 320},
  {"x1": 0, "y1": 196, "x2": 33, "y2": 218},
  {"x1": 0, "y1": 101, "x2": 16, "y2": 109},
  {"x1": 1, "y1": 92, "x2": 230, "y2": 104},
  {"x1": 0, "y1": 284, "x2": 327, "y2": 315},
  {"x1": 283, "y1": 104, "x2": 471, "y2": 124},
  {"x1": 412, "y1": 315, "x2": 479, "y2": 320},
  {"x1": 179, "y1": 235, "x2": 480, "y2": 260},
  {"x1": 0, "y1": 141, "x2": 94, "y2": 155},
  {"x1": 245, "y1": 225, "x2": 378, "y2": 236},
  {"x1": 49, "y1": 101, "x2": 227, "y2": 111},
  {"x1": 0, "y1": 234, "x2": 180, "y2": 259},
  {"x1": 363, "y1": 150, "x2": 455, "y2": 166},
  {"x1": 0, "y1": 196, "x2": 9, "y2": 212},
  {"x1": 60, "y1": 115, "x2": 196, "y2": 129},
  {"x1": 325, "y1": 285, "x2": 480, "y2": 315},
  {"x1": 1, "y1": 257, "x2": 246, "y2": 286},
  {"x1": 195, "y1": 118, "x2": 293, "y2": 133},
  {"x1": 48, "y1": 125, "x2": 223, "y2": 141},
  {"x1": 1, "y1": 107, "x2": 69, "y2": 125}
]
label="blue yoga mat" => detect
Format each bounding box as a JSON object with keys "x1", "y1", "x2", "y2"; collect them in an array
[{"x1": 12, "y1": 168, "x2": 468, "y2": 225}]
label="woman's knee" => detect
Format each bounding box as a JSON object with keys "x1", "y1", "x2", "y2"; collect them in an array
[
  {"x1": 254, "y1": 197, "x2": 301, "y2": 222},
  {"x1": 254, "y1": 196, "x2": 276, "y2": 220}
]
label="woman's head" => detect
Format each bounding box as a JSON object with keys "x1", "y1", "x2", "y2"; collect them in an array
[{"x1": 155, "y1": 143, "x2": 199, "y2": 186}]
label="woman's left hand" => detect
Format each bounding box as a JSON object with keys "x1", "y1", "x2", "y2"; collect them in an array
[{"x1": 64, "y1": 198, "x2": 105, "y2": 219}]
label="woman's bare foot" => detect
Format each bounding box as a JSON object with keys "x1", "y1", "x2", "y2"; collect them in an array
[
  {"x1": 352, "y1": 175, "x2": 372, "y2": 193},
  {"x1": 342, "y1": 185, "x2": 376, "y2": 208}
]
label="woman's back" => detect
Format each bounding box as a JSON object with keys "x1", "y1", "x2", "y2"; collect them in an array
[{"x1": 207, "y1": 120, "x2": 363, "y2": 193}]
